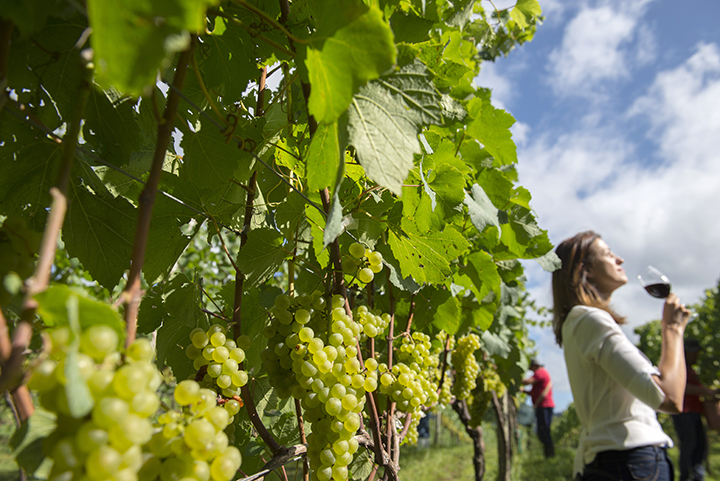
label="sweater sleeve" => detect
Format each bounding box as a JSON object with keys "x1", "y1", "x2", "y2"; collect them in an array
[{"x1": 571, "y1": 308, "x2": 665, "y2": 410}]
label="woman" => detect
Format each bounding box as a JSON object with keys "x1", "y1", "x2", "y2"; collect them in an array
[{"x1": 553, "y1": 231, "x2": 690, "y2": 481}]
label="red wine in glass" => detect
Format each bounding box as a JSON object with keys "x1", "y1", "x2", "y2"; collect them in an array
[{"x1": 637, "y1": 265, "x2": 672, "y2": 299}]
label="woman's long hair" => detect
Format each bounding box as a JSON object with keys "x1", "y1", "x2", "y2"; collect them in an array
[{"x1": 552, "y1": 231, "x2": 625, "y2": 346}]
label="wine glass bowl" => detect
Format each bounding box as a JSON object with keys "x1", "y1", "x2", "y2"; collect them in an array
[{"x1": 637, "y1": 265, "x2": 672, "y2": 299}]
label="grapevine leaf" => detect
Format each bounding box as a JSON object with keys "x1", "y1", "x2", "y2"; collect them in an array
[
  {"x1": 323, "y1": 192, "x2": 345, "y2": 247},
  {"x1": 87, "y1": 0, "x2": 217, "y2": 95},
  {"x1": 481, "y1": 329, "x2": 512, "y2": 357},
  {"x1": 236, "y1": 228, "x2": 287, "y2": 288},
  {"x1": 373, "y1": 243, "x2": 421, "y2": 294},
  {"x1": 83, "y1": 88, "x2": 141, "y2": 168},
  {"x1": 200, "y1": 16, "x2": 259, "y2": 103},
  {"x1": 180, "y1": 120, "x2": 258, "y2": 190},
  {"x1": 306, "y1": 121, "x2": 341, "y2": 191},
  {"x1": 414, "y1": 288, "x2": 461, "y2": 334},
  {"x1": 274, "y1": 191, "x2": 311, "y2": 241},
  {"x1": 388, "y1": 222, "x2": 469, "y2": 285},
  {"x1": 34, "y1": 285, "x2": 125, "y2": 343},
  {"x1": 163, "y1": 273, "x2": 205, "y2": 328},
  {"x1": 143, "y1": 195, "x2": 198, "y2": 285},
  {"x1": 445, "y1": 0, "x2": 476, "y2": 30},
  {"x1": 323, "y1": 168, "x2": 348, "y2": 246},
  {"x1": 466, "y1": 99, "x2": 517, "y2": 166},
  {"x1": 10, "y1": 408, "x2": 56, "y2": 478},
  {"x1": 510, "y1": 0, "x2": 542, "y2": 29},
  {"x1": 347, "y1": 61, "x2": 444, "y2": 195},
  {"x1": 156, "y1": 320, "x2": 197, "y2": 381},
  {"x1": 534, "y1": 250, "x2": 562, "y2": 272},
  {"x1": 349, "y1": 449, "x2": 374, "y2": 481},
  {"x1": 0, "y1": 114, "x2": 63, "y2": 229},
  {"x1": 64, "y1": 184, "x2": 135, "y2": 290},
  {"x1": 477, "y1": 169, "x2": 514, "y2": 209},
  {"x1": 510, "y1": 186, "x2": 532, "y2": 209},
  {"x1": 464, "y1": 184, "x2": 501, "y2": 235},
  {"x1": 137, "y1": 285, "x2": 166, "y2": 335},
  {"x1": 306, "y1": 5, "x2": 395, "y2": 123}
]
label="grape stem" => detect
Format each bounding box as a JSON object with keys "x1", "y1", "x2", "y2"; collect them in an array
[
  {"x1": 294, "y1": 398, "x2": 309, "y2": 481},
  {"x1": 122, "y1": 40, "x2": 195, "y2": 347}
]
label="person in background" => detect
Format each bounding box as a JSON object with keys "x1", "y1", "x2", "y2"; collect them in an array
[
  {"x1": 552, "y1": 231, "x2": 690, "y2": 481},
  {"x1": 522, "y1": 358, "x2": 555, "y2": 458},
  {"x1": 672, "y1": 338, "x2": 717, "y2": 481}
]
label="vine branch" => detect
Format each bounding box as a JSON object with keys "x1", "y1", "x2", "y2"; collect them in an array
[{"x1": 122, "y1": 41, "x2": 195, "y2": 346}]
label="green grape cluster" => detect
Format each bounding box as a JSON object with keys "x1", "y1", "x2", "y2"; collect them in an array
[
  {"x1": 377, "y1": 333, "x2": 440, "y2": 414},
  {"x1": 262, "y1": 291, "x2": 378, "y2": 481},
  {"x1": 185, "y1": 324, "x2": 250, "y2": 399},
  {"x1": 342, "y1": 242, "x2": 383, "y2": 285},
  {"x1": 467, "y1": 366, "x2": 506, "y2": 428},
  {"x1": 433, "y1": 331, "x2": 454, "y2": 406},
  {"x1": 354, "y1": 305, "x2": 390, "y2": 339},
  {"x1": 145, "y1": 380, "x2": 242, "y2": 481},
  {"x1": 450, "y1": 333, "x2": 481, "y2": 400},
  {"x1": 28, "y1": 326, "x2": 161, "y2": 481}
]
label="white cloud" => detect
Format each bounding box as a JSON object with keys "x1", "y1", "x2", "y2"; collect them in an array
[
  {"x1": 547, "y1": 2, "x2": 656, "y2": 96},
  {"x1": 519, "y1": 41, "x2": 720, "y2": 410},
  {"x1": 475, "y1": 62, "x2": 513, "y2": 109}
]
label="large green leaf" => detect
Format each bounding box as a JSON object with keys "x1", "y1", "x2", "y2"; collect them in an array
[
  {"x1": 200, "y1": 16, "x2": 259, "y2": 103},
  {"x1": 236, "y1": 228, "x2": 288, "y2": 288},
  {"x1": 347, "y1": 61, "x2": 444, "y2": 195},
  {"x1": 64, "y1": 184, "x2": 135, "y2": 290},
  {"x1": 0, "y1": 114, "x2": 63, "y2": 229},
  {"x1": 180, "y1": 119, "x2": 258, "y2": 190},
  {"x1": 34, "y1": 285, "x2": 125, "y2": 342},
  {"x1": 306, "y1": 5, "x2": 395, "y2": 123},
  {"x1": 466, "y1": 99, "x2": 517, "y2": 166},
  {"x1": 464, "y1": 184, "x2": 501, "y2": 235},
  {"x1": 143, "y1": 194, "x2": 198, "y2": 284},
  {"x1": 154, "y1": 273, "x2": 210, "y2": 379},
  {"x1": 306, "y1": 121, "x2": 341, "y2": 191},
  {"x1": 10, "y1": 408, "x2": 56, "y2": 478},
  {"x1": 83, "y1": 88, "x2": 141, "y2": 168},
  {"x1": 413, "y1": 287, "x2": 462, "y2": 334},
  {"x1": 388, "y1": 222, "x2": 469, "y2": 285},
  {"x1": 87, "y1": 0, "x2": 217, "y2": 96}
]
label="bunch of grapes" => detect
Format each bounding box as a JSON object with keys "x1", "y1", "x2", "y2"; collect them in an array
[
  {"x1": 377, "y1": 332, "x2": 440, "y2": 414},
  {"x1": 28, "y1": 325, "x2": 161, "y2": 481},
  {"x1": 262, "y1": 291, "x2": 379, "y2": 481},
  {"x1": 184, "y1": 324, "x2": 250, "y2": 399},
  {"x1": 342, "y1": 243, "x2": 383, "y2": 285},
  {"x1": 450, "y1": 333, "x2": 481, "y2": 400},
  {"x1": 433, "y1": 331, "x2": 455, "y2": 406},
  {"x1": 400, "y1": 411, "x2": 424, "y2": 446},
  {"x1": 354, "y1": 305, "x2": 390, "y2": 339},
  {"x1": 467, "y1": 366, "x2": 506, "y2": 428},
  {"x1": 144, "y1": 380, "x2": 242, "y2": 481}
]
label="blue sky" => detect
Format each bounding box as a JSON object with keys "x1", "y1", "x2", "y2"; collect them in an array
[{"x1": 476, "y1": 0, "x2": 720, "y2": 410}]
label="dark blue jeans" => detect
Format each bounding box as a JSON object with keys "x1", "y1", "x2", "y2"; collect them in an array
[
  {"x1": 581, "y1": 445, "x2": 674, "y2": 481},
  {"x1": 536, "y1": 407, "x2": 555, "y2": 458},
  {"x1": 672, "y1": 413, "x2": 706, "y2": 481}
]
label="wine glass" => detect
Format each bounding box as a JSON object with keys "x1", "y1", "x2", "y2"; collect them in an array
[
  {"x1": 637, "y1": 265, "x2": 696, "y2": 320},
  {"x1": 637, "y1": 265, "x2": 672, "y2": 299}
]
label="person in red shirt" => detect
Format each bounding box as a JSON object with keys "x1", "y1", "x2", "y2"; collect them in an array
[
  {"x1": 672, "y1": 339, "x2": 717, "y2": 481},
  {"x1": 522, "y1": 358, "x2": 555, "y2": 458}
]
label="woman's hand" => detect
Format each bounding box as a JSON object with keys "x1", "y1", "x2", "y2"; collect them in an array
[{"x1": 662, "y1": 293, "x2": 691, "y2": 330}]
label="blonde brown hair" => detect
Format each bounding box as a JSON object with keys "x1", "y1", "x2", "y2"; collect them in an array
[{"x1": 552, "y1": 231, "x2": 625, "y2": 346}]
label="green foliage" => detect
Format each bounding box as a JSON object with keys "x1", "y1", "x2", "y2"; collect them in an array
[{"x1": 0, "y1": 0, "x2": 551, "y2": 479}]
